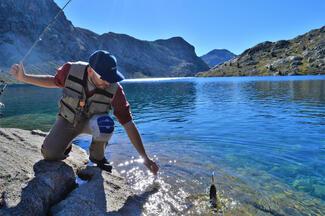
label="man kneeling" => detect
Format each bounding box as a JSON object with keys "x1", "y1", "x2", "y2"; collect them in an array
[{"x1": 10, "y1": 50, "x2": 159, "y2": 175}]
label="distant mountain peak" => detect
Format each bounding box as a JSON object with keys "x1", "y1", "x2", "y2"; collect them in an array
[
  {"x1": 200, "y1": 49, "x2": 236, "y2": 68},
  {"x1": 208, "y1": 48, "x2": 233, "y2": 53}
]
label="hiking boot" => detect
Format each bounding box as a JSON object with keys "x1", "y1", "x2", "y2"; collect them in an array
[{"x1": 89, "y1": 157, "x2": 112, "y2": 173}]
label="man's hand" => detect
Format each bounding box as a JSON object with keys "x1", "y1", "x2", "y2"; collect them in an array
[
  {"x1": 9, "y1": 63, "x2": 57, "y2": 88},
  {"x1": 123, "y1": 121, "x2": 160, "y2": 175},
  {"x1": 10, "y1": 63, "x2": 25, "y2": 82},
  {"x1": 144, "y1": 157, "x2": 159, "y2": 175}
]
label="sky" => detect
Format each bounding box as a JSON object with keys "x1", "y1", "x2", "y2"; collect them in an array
[{"x1": 54, "y1": 0, "x2": 325, "y2": 56}]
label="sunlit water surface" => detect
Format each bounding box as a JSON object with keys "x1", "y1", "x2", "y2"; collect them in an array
[{"x1": 1, "y1": 76, "x2": 325, "y2": 215}]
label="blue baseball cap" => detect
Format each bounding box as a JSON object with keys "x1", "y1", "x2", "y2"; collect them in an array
[{"x1": 88, "y1": 50, "x2": 124, "y2": 83}]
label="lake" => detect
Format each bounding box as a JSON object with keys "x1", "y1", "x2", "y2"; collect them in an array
[{"x1": 1, "y1": 76, "x2": 325, "y2": 215}]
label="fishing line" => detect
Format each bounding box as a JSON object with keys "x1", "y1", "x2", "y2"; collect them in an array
[
  {"x1": 21, "y1": 0, "x2": 73, "y2": 64},
  {"x1": 0, "y1": 0, "x2": 73, "y2": 110},
  {"x1": 1, "y1": 0, "x2": 73, "y2": 81}
]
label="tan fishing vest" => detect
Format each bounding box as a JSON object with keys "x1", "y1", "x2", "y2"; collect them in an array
[{"x1": 58, "y1": 61, "x2": 118, "y2": 126}]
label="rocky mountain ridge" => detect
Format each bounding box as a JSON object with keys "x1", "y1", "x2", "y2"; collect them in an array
[
  {"x1": 198, "y1": 26, "x2": 325, "y2": 77},
  {"x1": 0, "y1": 0, "x2": 209, "y2": 81}
]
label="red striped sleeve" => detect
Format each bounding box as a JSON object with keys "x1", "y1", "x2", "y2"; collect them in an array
[
  {"x1": 54, "y1": 63, "x2": 71, "y2": 88},
  {"x1": 111, "y1": 84, "x2": 133, "y2": 125}
]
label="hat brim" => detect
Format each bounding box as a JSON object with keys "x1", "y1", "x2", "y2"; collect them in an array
[{"x1": 100, "y1": 70, "x2": 124, "y2": 83}]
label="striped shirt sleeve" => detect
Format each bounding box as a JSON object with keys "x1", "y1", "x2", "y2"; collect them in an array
[
  {"x1": 54, "y1": 63, "x2": 71, "y2": 88},
  {"x1": 111, "y1": 84, "x2": 133, "y2": 125}
]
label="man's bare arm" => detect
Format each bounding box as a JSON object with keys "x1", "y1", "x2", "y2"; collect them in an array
[
  {"x1": 123, "y1": 120, "x2": 159, "y2": 175},
  {"x1": 10, "y1": 64, "x2": 58, "y2": 88}
]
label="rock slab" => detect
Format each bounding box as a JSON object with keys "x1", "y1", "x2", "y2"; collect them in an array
[{"x1": 0, "y1": 128, "x2": 134, "y2": 216}]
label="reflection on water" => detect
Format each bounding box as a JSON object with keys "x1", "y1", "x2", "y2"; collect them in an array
[{"x1": 1, "y1": 76, "x2": 325, "y2": 215}]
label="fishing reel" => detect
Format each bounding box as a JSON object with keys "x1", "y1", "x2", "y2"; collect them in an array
[
  {"x1": 0, "y1": 79, "x2": 7, "y2": 96},
  {"x1": 0, "y1": 79, "x2": 6, "y2": 113}
]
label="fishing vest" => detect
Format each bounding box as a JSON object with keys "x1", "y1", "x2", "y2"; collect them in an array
[{"x1": 58, "y1": 61, "x2": 118, "y2": 126}]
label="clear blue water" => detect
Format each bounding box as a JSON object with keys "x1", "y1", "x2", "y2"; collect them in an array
[{"x1": 1, "y1": 76, "x2": 325, "y2": 215}]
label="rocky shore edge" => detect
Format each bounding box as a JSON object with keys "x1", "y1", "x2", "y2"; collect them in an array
[{"x1": 0, "y1": 128, "x2": 146, "y2": 216}]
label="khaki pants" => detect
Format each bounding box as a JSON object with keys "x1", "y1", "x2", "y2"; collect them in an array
[{"x1": 41, "y1": 115, "x2": 114, "y2": 161}]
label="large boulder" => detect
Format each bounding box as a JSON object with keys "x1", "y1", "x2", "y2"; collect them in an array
[{"x1": 0, "y1": 128, "x2": 135, "y2": 216}]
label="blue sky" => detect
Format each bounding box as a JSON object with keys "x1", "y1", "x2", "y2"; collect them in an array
[{"x1": 54, "y1": 0, "x2": 325, "y2": 56}]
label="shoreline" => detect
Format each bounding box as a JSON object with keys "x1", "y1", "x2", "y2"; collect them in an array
[{"x1": 1, "y1": 74, "x2": 325, "y2": 85}]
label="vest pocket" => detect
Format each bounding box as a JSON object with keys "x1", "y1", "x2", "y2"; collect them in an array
[
  {"x1": 63, "y1": 86, "x2": 83, "y2": 98},
  {"x1": 88, "y1": 101, "x2": 110, "y2": 115},
  {"x1": 59, "y1": 97, "x2": 79, "y2": 124}
]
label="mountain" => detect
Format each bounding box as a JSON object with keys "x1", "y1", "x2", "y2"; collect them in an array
[
  {"x1": 197, "y1": 26, "x2": 325, "y2": 77},
  {"x1": 200, "y1": 49, "x2": 236, "y2": 67},
  {"x1": 0, "y1": 0, "x2": 209, "y2": 81}
]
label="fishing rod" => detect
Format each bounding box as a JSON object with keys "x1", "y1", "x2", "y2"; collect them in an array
[
  {"x1": 21, "y1": 0, "x2": 73, "y2": 64},
  {"x1": 0, "y1": 0, "x2": 73, "y2": 98}
]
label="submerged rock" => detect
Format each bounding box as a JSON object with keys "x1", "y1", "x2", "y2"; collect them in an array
[{"x1": 0, "y1": 128, "x2": 134, "y2": 216}]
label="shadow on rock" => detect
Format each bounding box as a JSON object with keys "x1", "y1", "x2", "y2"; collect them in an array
[
  {"x1": 1, "y1": 160, "x2": 76, "y2": 216},
  {"x1": 109, "y1": 183, "x2": 159, "y2": 216},
  {"x1": 51, "y1": 166, "x2": 139, "y2": 216},
  {"x1": 50, "y1": 166, "x2": 108, "y2": 215}
]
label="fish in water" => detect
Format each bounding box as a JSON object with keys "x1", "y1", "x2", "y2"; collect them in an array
[{"x1": 209, "y1": 172, "x2": 217, "y2": 208}]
